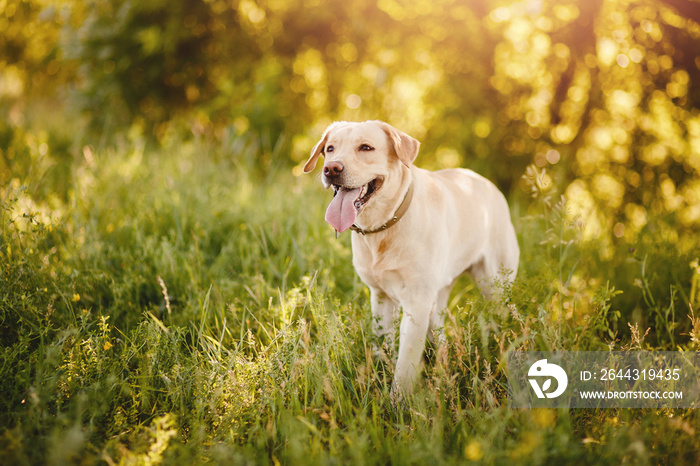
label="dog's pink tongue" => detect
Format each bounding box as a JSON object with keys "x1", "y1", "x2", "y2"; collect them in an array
[{"x1": 325, "y1": 187, "x2": 361, "y2": 233}]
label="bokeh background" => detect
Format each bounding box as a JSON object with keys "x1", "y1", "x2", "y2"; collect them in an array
[
  {"x1": 3, "y1": 2, "x2": 700, "y2": 463},
  {"x1": 3, "y1": 0, "x2": 699, "y2": 246}
]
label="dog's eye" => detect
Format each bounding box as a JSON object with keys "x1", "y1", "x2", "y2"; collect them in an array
[
  {"x1": 325, "y1": 145, "x2": 334, "y2": 153},
  {"x1": 359, "y1": 144, "x2": 374, "y2": 151}
]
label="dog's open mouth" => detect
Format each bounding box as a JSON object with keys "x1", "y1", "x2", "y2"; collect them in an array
[
  {"x1": 326, "y1": 177, "x2": 384, "y2": 232},
  {"x1": 333, "y1": 177, "x2": 383, "y2": 210}
]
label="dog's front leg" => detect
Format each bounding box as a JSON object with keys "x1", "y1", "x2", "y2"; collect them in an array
[
  {"x1": 370, "y1": 288, "x2": 397, "y2": 361},
  {"x1": 391, "y1": 300, "x2": 433, "y2": 398}
]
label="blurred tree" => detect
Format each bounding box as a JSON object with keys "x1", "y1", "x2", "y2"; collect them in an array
[
  {"x1": 61, "y1": 0, "x2": 264, "y2": 137},
  {"x1": 0, "y1": 0, "x2": 70, "y2": 102},
  {"x1": 2, "y1": 0, "x2": 699, "y2": 244},
  {"x1": 454, "y1": 0, "x2": 700, "y2": 247},
  {"x1": 0, "y1": 0, "x2": 76, "y2": 198}
]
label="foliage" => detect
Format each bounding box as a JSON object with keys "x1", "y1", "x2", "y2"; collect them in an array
[{"x1": 3, "y1": 0, "x2": 700, "y2": 243}]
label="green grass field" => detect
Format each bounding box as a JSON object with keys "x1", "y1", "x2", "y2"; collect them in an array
[{"x1": 2, "y1": 139, "x2": 699, "y2": 465}]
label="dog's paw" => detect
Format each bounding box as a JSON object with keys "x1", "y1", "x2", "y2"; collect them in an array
[
  {"x1": 389, "y1": 384, "x2": 402, "y2": 409},
  {"x1": 373, "y1": 346, "x2": 390, "y2": 364},
  {"x1": 372, "y1": 341, "x2": 397, "y2": 366},
  {"x1": 389, "y1": 382, "x2": 411, "y2": 409}
]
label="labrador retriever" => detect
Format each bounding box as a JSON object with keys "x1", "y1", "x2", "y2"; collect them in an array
[{"x1": 303, "y1": 120, "x2": 519, "y2": 397}]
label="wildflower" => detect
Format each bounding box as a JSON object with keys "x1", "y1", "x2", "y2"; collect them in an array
[
  {"x1": 533, "y1": 408, "x2": 556, "y2": 428},
  {"x1": 72, "y1": 293, "x2": 81, "y2": 302},
  {"x1": 465, "y1": 439, "x2": 484, "y2": 461}
]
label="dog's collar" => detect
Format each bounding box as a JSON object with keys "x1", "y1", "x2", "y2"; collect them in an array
[{"x1": 350, "y1": 178, "x2": 414, "y2": 236}]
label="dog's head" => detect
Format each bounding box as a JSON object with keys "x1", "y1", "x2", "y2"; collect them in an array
[{"x1": 304, "y1": 120, "x2": 420, "y2": 233}]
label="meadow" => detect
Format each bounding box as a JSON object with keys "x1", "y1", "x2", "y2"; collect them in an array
[
  {"x1": 2, "y1": 0, "x2": 700, "y2": 463},
  {"x1": 1, "y1": 133, "x2": 699, "y2": 465}
]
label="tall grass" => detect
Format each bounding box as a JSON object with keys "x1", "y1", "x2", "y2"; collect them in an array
[{"x1": 1, "y1": 138, "x2": 698, "y2": 464}]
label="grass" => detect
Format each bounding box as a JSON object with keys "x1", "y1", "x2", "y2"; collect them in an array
[{"x1": 1, "y1": 135, "x2": 699, "y2": 465}]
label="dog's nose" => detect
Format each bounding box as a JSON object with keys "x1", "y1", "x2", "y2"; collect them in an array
[{"x1": 323, "y1": 161, "x2": 344, "y2": 178}]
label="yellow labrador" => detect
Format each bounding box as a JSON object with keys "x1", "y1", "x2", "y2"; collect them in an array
[{"x1": 304, "y1": 120, "x2": 519, "y2": 397}]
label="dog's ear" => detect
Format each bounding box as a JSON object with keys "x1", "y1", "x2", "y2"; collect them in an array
[
  {"x1": 303, "y1": 122, "x2": 347, "y2": 173},
  {"x1": 303, "y1": 135, "x2": 326, "y2": 174},
  {"x1": 378, "y1": 121, "x2": 420, "y2": 168}
]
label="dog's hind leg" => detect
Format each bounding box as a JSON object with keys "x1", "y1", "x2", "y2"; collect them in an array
[
  {"x1": 428, "y1": 281, "x2": 454, "y2": 345},
  {"x1": 470, "y1": 251, "x2": 518, "y2": 303},
  {"x1": 469, "y1": 257, "x2": 498, "y2": 301}
]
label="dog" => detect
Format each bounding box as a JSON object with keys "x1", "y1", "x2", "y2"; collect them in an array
[{"x1": 303, "y1": 120, "x2": 519, "y2": 397}]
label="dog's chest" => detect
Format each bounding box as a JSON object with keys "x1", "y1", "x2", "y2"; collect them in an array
[{"x1": 351, "y1": 234, "x2": 406, "y2": 298}]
